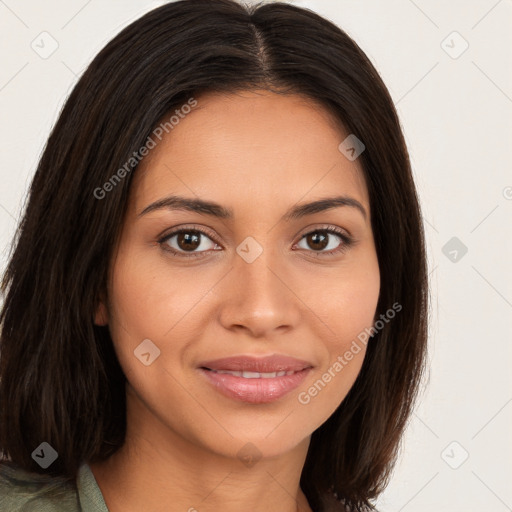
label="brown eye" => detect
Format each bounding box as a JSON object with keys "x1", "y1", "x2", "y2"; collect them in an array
[
  {"x1": 176, "y1": 231, "x2": 201, "y2": 251},
  {"x1": 159, "y1": 227, "x2": 220, "y2": 258},
  {"x1": 295, "y1": 227, "x2": 354, "y2": 256},
  {"x1": 305, "y1": 232, "x2": 329, "y2": 251}
]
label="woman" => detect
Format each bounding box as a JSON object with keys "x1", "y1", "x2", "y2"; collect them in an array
[{"x1": 0, "y1": 0, "x2": 429, "y2": 510}]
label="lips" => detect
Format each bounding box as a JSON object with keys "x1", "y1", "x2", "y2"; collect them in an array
[
  {"x1": 198, "y1": 355, "x2": 313, "y2": 403},
  {"x1": 208, "y1": 369, "x2": 298, "y2": 378},
  {"x1": 199, "y1": 354, "x2": 313, "y2": 373}
]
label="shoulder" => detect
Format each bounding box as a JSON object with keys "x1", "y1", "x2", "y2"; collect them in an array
[{"x1": 0, "y1": 461, "x2": 80, "y2": 511}]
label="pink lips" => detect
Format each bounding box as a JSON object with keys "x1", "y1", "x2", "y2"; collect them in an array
[{"x1": 198, "y1": 355, "x2": 313, "y2": 404}]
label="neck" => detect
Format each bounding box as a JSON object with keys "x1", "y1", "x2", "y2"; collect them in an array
[{"x1": 89, "y1": 392, "x2": 313, "y2": 512}]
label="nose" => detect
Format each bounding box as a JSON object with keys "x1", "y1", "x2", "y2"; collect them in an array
[{"x1": 218, "y1": 249, "x2": 302, "y2": 339}]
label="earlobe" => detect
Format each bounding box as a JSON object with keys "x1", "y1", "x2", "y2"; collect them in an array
[{"x1": 94, "y1": 297, "x2": 109, "y2": 326}]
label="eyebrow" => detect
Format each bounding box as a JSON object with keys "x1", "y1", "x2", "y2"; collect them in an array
[{"x1": 138, "y1": 194, "x2": 367, "y2": 221}]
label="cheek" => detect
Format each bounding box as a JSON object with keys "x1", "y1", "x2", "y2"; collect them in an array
[
  {"x1": 108, "y1": 248, "x2": 201, "y2": 339},
  {"x1": 106, "y1": 247, "x2": 219, "y2": 381},
  {"x1": 105, "y1": 252, "x2": 194, "y2": 409},
  {"x1": 105, "y1": 249, "x2": 169, "y2": 372},
  {"x1": 297, "y1": 256, "x2": 379, "y2": 412},
  {"x1": 311, "y1": 255, "x2": 380, "y2": 349},
  {"x1": 108, "y1": 255, "x2": 164, "y2": 339}
]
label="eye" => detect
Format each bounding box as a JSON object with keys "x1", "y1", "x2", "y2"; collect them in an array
[
  {"x1": 158, "y1": 225, "x2": 221, "y2": 258},
  {"x1": 158, "y1": 224, "x2": 354, "y2": 259},
  {"x1": 294, "y1": 226, "x2": 354, "y2": 256}
]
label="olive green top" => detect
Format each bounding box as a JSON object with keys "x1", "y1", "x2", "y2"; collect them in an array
[
  {"x1": 0, "y1": 461, "x2": 354, "y2": 511},
  {"x1": 0, "y1": 461, "x2": 109, "y2": 511}
]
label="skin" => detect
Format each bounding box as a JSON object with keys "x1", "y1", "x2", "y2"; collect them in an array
[{"x1": 90, "y1": 89, "x2": 380, "y2": 512}]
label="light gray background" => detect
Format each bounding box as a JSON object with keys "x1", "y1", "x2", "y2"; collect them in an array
[{"x1": 1, "y1": 0, "x2": 511, "y2": 510}]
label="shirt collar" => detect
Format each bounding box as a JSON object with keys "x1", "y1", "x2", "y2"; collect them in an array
[{"x1": 77, "y1": 463, "x2": 109, "y2": 512}]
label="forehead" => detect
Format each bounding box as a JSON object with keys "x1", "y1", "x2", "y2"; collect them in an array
[{"x1": 131, "y1": 90, "x2": 370, "y2": 217}]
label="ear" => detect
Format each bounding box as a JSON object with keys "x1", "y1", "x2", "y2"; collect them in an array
[{"x1": 94, "y1": 292, "x2": 109, "y2": 326}]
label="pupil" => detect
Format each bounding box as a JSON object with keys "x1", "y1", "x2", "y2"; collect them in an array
[
  {"x1": 308, "y1": 232, "x2": 328, "y2": 250},
  {"x1": 178, "y1": 232, "x2": 200, "y2": 251}
]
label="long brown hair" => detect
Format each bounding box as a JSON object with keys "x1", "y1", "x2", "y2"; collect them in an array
[{"x1": 0, "y1": 1, "x2": 429, "y2": 510}]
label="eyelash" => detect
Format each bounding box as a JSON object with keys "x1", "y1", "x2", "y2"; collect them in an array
[{"x1": 157, "y1": 224, "x2": 354, "y2": 259}]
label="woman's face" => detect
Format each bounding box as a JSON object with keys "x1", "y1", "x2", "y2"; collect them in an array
[{"x1": 96, "y1": 89, "x2": 380, "y2": 461}]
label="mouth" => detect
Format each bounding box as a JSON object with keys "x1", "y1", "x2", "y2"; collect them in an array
[
  {"x1": 204, "y1": 369, "x2": 300, "y2": 378},
  {"x1": 197, "y1": 354, "x2": 313, "y2": 404}
]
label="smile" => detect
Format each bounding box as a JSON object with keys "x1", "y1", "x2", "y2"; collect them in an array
[{"x1": 208, "y1": 369, "x2": 299, "y2": 378}]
